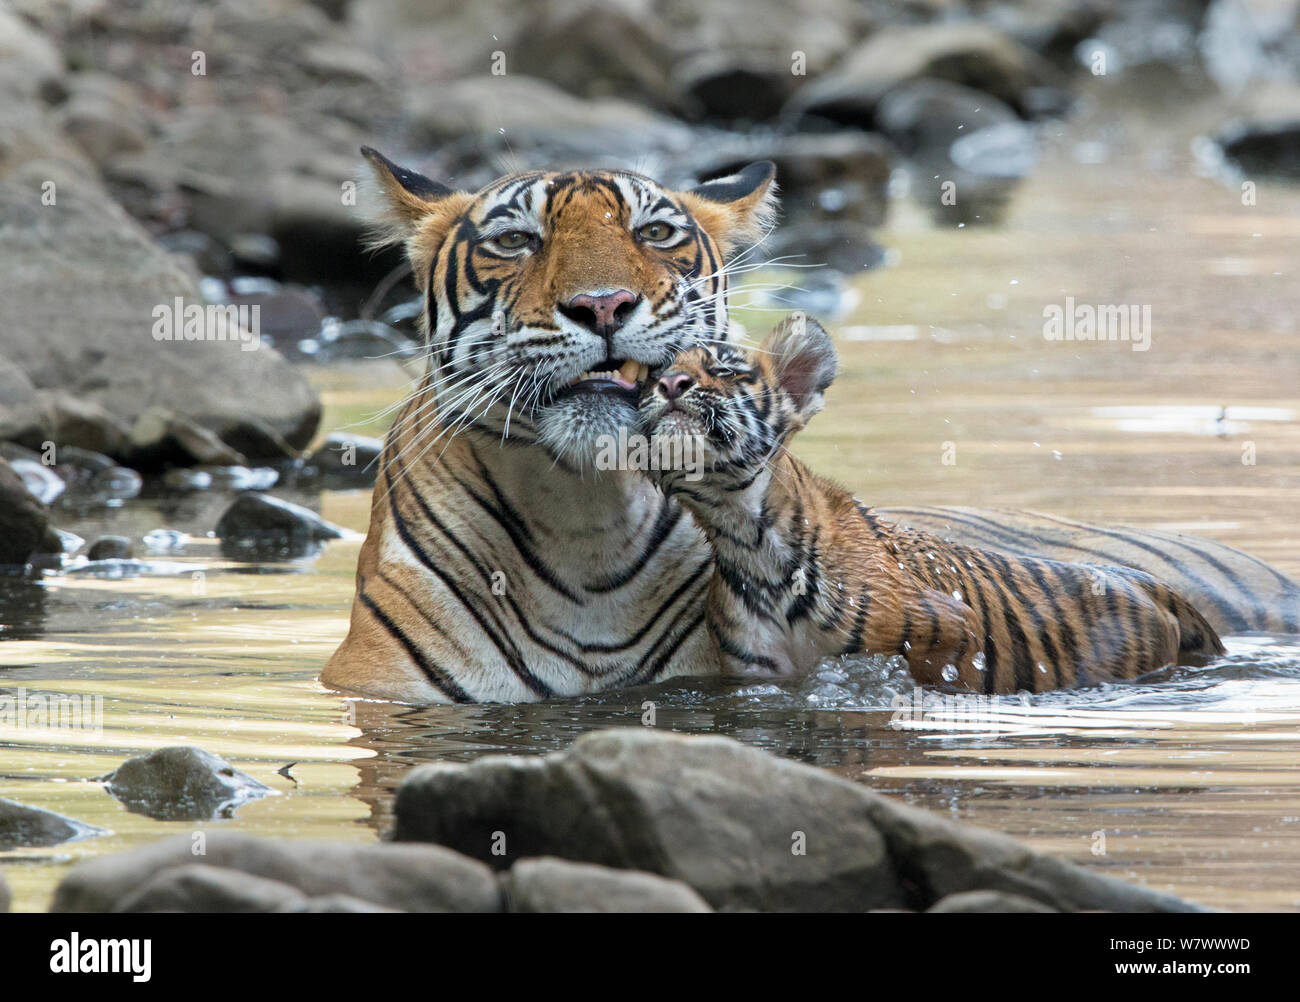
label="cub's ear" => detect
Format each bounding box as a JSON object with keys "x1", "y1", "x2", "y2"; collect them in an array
[
  {"x1": 359, "y1": 146, "x2": 468, "y2": 251},
  {"x1": 679, "y1": 161, "x2": 778, "y2": 257},
  {"x1": 761, "y1": 315, "x2": 837, "y2": 423}
]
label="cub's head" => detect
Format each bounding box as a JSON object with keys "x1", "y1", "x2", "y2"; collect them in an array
[
  {"x1": 635, "y1": 315, "x2": 837, "y2": 493},
  {"x1": 361, "y1": 148, "x2": 777, "y2": 468}
]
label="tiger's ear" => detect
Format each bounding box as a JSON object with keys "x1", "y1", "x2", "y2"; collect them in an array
[
  {"x1": 359, "y1": 146, "x2": 470, "y2": 251},
  {"x1": 679, "y1": 161, "x2": 778, "y2": 257},
  {"x1": 761, "y1": 315, "x2": 837, "y2": 423}
]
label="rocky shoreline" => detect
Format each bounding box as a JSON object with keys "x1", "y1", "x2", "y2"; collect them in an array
[{"x1": 4, "y1": 729, "x2": 1205, "y2": 913}]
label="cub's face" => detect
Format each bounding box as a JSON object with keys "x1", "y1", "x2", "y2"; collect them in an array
[
  {"x1": 361, "y1": 149, "x2": 778, "y2": 469},
  {"x1": 636, "y1": 316, "x2": 838, "y2": 491}
]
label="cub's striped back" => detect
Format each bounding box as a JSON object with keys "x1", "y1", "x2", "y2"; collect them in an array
[{"x1": 637, "y1": 317, "x2": 1225, "y2": 694}]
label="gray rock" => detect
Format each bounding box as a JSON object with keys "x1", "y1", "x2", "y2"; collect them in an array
[
  {"x1": 57, "y1": 73, "x2": 149, "y2": 167},
  {"x1": 0, "y1": 798, "x2": 105, "y2": 851},
  {"x1": 43, "y1": 395, "x2": 135, "y2": 458},
  {"x1": 928, "y1": 890, "x2": 1059, "y2": 913},
  {"x1": 97, "y1": 746, "x2": 273, "y2": 821},
  {"x1": 402, "y1": 75, "x2": 698, "y2": 186},
  {"x1": 86, "y1": 536, "x2": 134, "y2": 561},
  {"x1": 276, "y1": 894, "x2": 402, "y2": 913},
  {"x1": 787, "y1": 22, "x2": 1063, "y2": 124},
  {"x1": 0, "y1": 354, "x2": 51, "y2": 445},
  {"x1": 0, "y1": 457, "x2": 62, "y2": 565},
  {"x1": 52, "y1": 832, "x2": 503, "y2": 913},
  {"x1": 856, "y1": 789, "x2": 1202, "y2": 913},
  {"x1": 6, "y1": 456, "x2": 64, "y2": 505},
  {"x1": 394, "y1": 728, "x2": 1207, "y2": 913},
  {"x1": 505, "y1": 857, "x2": 711, "y2": 913},
  {"x1": 394, "y1": 728, "x2": 907, "y2": 912},
  {"x1": 303, "y1": 433, "x2": 384, "y2": 482},
  {"x1": 216, "y1": 492, "x2": 346, "y2": 559},
  {"x1": 0, "y1": 7, "x2": 63, "y2": 102},
  {"x1": 0, "y1": 103, "x2": 321, "y2": 465},
  {"x1": 114, "y1": 864, "x2": 307, "y2": 913},
  {"x1": 128, "y1": 408, "x2": 249, "y2": 468},
  {"x1": 874, "y1": 79, "x2": 1020, "y2": 159},
  {"x1": 1217, "y1": 118, "x2": 1300, "y2": 180}
]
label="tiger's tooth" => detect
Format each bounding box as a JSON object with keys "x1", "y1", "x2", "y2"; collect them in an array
[
  {"x1": 637, "y1": 362, "x2": 649, "y2": 383},
  {"x1": 618, "y1": 359, "x2": 639, "y2": 383}
]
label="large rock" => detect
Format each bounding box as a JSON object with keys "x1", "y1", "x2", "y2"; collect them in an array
[
  {"x1": 394, "y1": 729, "x2": 908, "y2": 912},
  {"x1": 103, "y1": 107, "x2": 374, "y2": 285},
  {"x1": 393, "y1": 729, "x2": 1206, "y2": 913},
  {"x1": 787, "y1": 22, "x2": 1063, "y2": 125},
  {"x1": 0, "y1": 104, "x2": 321, "y2": 464},
  {"x1": 402, "y1": 75, "x2": 698, "y2": 186},
  {"x1": 0, "y1": 798, "x2": 104, "y2": 851},
  {"x1": 504, "y1": 857, "x2": 711, "y2": 913},
  {"x1": 52, "y1": 832, "x2": 503, "y2": 913},
  {"x1": 96, "y1": 746, "x2": 274, "y2": 821},
  {"x1": 0, "y1": 457, "x2": 62, "y2": 565},
  {"x1": 0, "y1": 6, "x2": 63, "y2": 102},
  {"x1": 0, "y1": 355, "x2": 51, "y2": 445},
  {"x1": 114, "y1": 864, "x2": 309, "y2": 913}
]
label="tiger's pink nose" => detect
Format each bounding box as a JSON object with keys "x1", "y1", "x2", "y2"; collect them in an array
[
  {"x1": 561, "y1": 289, "x2": 640, "y2": 338},
  {"x1": 657, "y1": 372, "x2": 694, "y2": 401}
]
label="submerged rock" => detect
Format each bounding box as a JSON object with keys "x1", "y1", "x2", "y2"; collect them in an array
[
  {"x1": 97, "y1": 746, "x2": 273, "y2": 821},
  {"x1": 0, "y1": 798, "x2": 105, "y2": 851},
  {"x1": 86, "y1": 536, "x2": 134, "y2": 561},
  {"x1": 52, "y1": 833, "x2": 502, "y2": 913},
  {"x1": 1216, "y1": 118, "x2": 1300, "y2": 180},
  {"x1": 215, "y1": 492, "x2": 346, "y2": 559},
  {"x1": 0, "y1": 458, "x2": 62, "y2": 565},
  {"x1": 505, "y1": 858, "x2": 711, "y2": 913},
  {"x1": 302, "y1": 433, "x2": 384, "y2": 483},
  {"x1": 393, "y1": 729, "x2": 1206, "y2": 913}
]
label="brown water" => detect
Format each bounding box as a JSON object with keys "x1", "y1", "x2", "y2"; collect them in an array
[{"x1": 3, "y1": 94, "x2": 1299, "y2": 912}]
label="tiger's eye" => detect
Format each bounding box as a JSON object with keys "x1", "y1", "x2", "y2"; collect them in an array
[
  {"x1": 638, "y1": 221, "x2": 675, "y2": 242},
  {"x1": 494, "y1": 231, "x2": 532, "y2": 250}
]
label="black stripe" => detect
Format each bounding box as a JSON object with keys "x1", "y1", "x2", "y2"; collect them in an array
[{"x1": 358, "y1": 584, "x2": 473, "y2": 703}]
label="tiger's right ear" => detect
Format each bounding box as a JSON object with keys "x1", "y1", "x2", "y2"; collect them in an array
[
  {"x1": 761, "y1": 315, "x2": 838, "y2": 425},
  {"x1": 359, "y1": 146, "x2": 468, "y2": 250}
]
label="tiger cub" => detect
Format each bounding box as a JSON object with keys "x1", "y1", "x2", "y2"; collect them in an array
[{"x1": 635, "y1": 318, "x2": 1224, "y2": 693}]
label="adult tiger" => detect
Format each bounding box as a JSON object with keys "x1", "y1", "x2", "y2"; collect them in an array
[
  {"x1": 323, "y1": 150, "x2": 779, "y2": 702},
  {"x1": 324, "y1": 150, "x2": 1300, "y2": 703}
]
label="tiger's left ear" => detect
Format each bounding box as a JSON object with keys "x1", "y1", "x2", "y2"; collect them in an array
[
  {"x1": 761, "y1": 315, "x2": 838, "y2": 424},
  {"x1": 680, "y1": 161, "x2": 778, "y2": 257},
  {"x1": 359, "y1": 146, "x2": 470, "y2": 252}
]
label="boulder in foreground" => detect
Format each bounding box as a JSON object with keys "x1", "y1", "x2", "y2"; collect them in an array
[{"x1": 393, "y1": 728, "x2": 1205, "y2": 913}]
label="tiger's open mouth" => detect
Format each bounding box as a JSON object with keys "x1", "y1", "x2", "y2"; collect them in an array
[{"x1": 552, "y1": 359, "x2": 651, "y2": 405}]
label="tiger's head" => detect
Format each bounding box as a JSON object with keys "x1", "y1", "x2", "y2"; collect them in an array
[
  {"x1": 635, "y1": 316, "x2": 837, "y2": 495},
  {"x1": 361, "y1": 148, "x2": 778, "y2": 468}
]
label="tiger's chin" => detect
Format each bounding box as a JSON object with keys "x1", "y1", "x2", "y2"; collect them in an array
[{"x1": 534, "y1": 392, "x2": 641, "y2": 471}]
